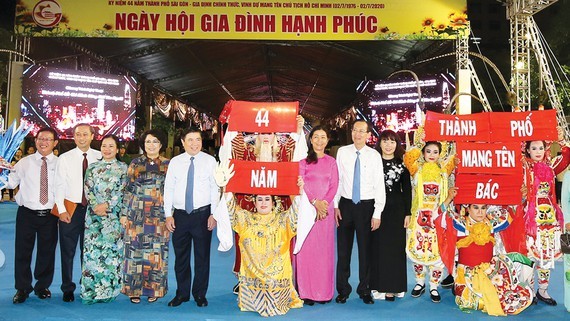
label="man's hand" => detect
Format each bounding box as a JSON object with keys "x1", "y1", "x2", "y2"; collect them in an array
[
  {"x1": 335, "y1": 208, "x2": 342, "y2": 227},
  {"x1": 371, "y1": 218, "x2": 381, "y2": 231},
  {"x1": 207, "y1": 215, "x2": 216, "y2": 231},
  {"x1": 166, "y1": 217, "x2": 176, "y2": 232},
  {"x1": 120, "y1": 217, "x2": 127, "y2": 228},
  {"x1": 214, "y1": 160, "x2": 235, "y2": 187}
]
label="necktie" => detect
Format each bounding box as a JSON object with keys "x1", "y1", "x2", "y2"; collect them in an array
[
  {"x1": 185, "y1": 156, "x2": 195, "y2": 213},
  {"x1": 40, "y1": 157, "x2": 48, "y2": 205},
  {"x1": 81, "y1": 153, "x2": 88, "y2": 206},
  {"x1": 352, "y1": 151, "x2": 361, "y2": 204}
]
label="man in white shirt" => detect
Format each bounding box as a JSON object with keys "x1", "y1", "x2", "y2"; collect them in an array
[
  {"x1": 333, "y1": 120, "x2": 385, "y2": 305},
  {"x1": 6, "y1": 128, "x2": 59, "y2": 304},
  {"x1": 54, "y1": 124, "x2": 101, "y2": 302},
  {"x1": 164, "y1": 127, "x2": 218, "y2": 308}
]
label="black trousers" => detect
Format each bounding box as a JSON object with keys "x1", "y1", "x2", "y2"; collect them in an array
[
  {"x1": 336, "y1": 197, "x2": 375, "y2": 297},
  {"x1": 172, "y1": 206, "x2": 212, "y2": 299},
  {"x1": 14, "y1": 206, "x2": 58, "y2": 292},
  {"x1": 59, "y1": 204, "x2": 86, "y2": 293}
]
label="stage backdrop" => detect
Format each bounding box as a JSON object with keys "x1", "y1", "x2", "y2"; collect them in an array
[{"x1": 15, "y1": 0, "x2": 468, "y2": 40}]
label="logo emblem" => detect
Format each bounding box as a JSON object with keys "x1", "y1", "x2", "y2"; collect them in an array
[{"x1": 32, "y1": 0, "x2": 62, "y2": 28}]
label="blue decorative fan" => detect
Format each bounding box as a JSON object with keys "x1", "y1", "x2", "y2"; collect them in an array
[{"x1": 0, "y1": 120, "x2": 32, "y2": 190}]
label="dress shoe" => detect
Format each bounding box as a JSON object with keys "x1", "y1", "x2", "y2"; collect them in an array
[
  {"x1": 232, "y1": 282, "x2": 239, "y2": 295},
  {"x1": 168, "y1": 296, "x2": 189, "y2": 307},
  {"x1": 63, "y1": 291, "x2": 75, "y2": 302},
  {"x1": 385, "y1": 294, "x2": 395, "y2": 302},
  {"x1": 441, "y1": 274, "x2": 455, "y2": 289},
  {"x1": 335, "y1": 294, "x2": 348, "y2": 304},
  {"x1": 35, "y1": 288, "x2": 51, "y2": 299},
  {"x1": 430, "y1": 289, "x2": 441, "y2": 303},
  {"x1": 360, "y1": 294, "x2": 374, "y2": 304},
  {"x1": 411, "y1": 284, "x2": 425, "y2": 298},
  {"x1": 536, "y1": 291, "x2": 557, "y2": 306},
  {"x1": 195, "y1": 296, "x2": 208, "y2": 307},
  {"x1": 316, "y1": 300, "x2": 331, "y2": 304},
  {"x1": 303, "y1": 298, "x2": 315, "y2": 306},
  {"x1": 13, "y1": 290, "x2": 29, "y2": 304}
]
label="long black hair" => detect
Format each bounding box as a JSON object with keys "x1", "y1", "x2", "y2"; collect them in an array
[{"x1": 306, "y1": 125, "x2": 330, "y2": 164}]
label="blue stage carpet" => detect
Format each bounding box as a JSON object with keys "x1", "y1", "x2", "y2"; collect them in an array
[{"x1": 0, "y1": 202, "x2": 567, "y2": 320}]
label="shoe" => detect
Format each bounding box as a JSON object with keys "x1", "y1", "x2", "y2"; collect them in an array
[
  {"x1": 13, "y1": 290, "x2": 29, "y2": 304},
  {"x1": 385, "y1": 294, "x2": 395, "y2": 302},
  {"x1": 147, "y1": 297, "x2": 158, "y2": 303},
  {"x1": 303, "y1": 298, "x2": 315, "y2": 306},
  {"x1": 130, "y1": 297, "x2": 141, "y2": 304},
  {"x1": 441, "y1": 274, "x2": 454, "y2": 289},
  {"x1": 232, "y1": 282, "x2": 239, "y2": 295},
  {"x1": 536, "y1": 291, "x2": 557, "y2": 306},
  {"x1": 360, "y1": 294, "x2": 374, "y2": 304},
  {"x1": 315, "y1": 300, "x2": 331, "y2": 304},
  {"x1": 195, "y1": 296, "x2": 208, "y2": 307},
  {"x1": 335, "y1": 294, "x2": 348, "y2": 304},
  {"x1": 35, "y1": 288, "x2": 51, "y2": 299},
  {"x1": 63, "y1": 291, "x2": 75, "y2": 302},
  {"x1": 430, "y1": 289, "x2": 441, "y2": 303},
  {"x1": 411, "y1": 284, "x2": 425, "y2": 298},
  {"x1": 168, "y1": 296, "x2": 189, "y2": 307}
]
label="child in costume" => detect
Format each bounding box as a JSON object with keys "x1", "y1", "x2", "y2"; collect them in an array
[
  {"x1": 403, "y1": 131, "x2": 455, "y2": 303},
  {"x1": 437, "y1": 188, "x2": 534, "y2": 316}
]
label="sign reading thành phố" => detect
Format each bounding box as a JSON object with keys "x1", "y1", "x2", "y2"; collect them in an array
[{"x1": 15, "y1": 0, "x2": 468, "y2": 40}]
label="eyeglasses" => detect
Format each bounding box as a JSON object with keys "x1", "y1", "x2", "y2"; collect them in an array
[
  {"x1": 352, "y1": 129, "x2": 368, "y2": 134},
  {"x1": 36, "y1": 138, "x2": 55, "y2": 142},
  {"x1": 145, "y1": 140, "x2": 161, "y2": 144}
]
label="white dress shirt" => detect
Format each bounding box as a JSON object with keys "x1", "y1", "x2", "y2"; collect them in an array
[
  {"x1": 54, "y1": 147, "x2": 101, "y2": 213},
  {"x1": 163, "y1": 151, "x2": 219, "y2": 217},
  {"x1": 7, "y1": 152, "x2": 58, "y2": 210},
  {"x1": 334, "y1": 144, "x2": 386, "y2": 219}
]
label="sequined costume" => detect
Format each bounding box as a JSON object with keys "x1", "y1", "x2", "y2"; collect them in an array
[
  {"x1": 438, "y1": 205, "x2": 534, "y2": 315},
  {"x1": 403, "y1": 146, "x2": 455, "y2": 289},
  {"x1": 227, "y1": 195, "x2": 302, "y2": 317}
]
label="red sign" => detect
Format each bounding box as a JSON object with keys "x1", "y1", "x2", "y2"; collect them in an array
[
  {"x1": 424, "y1": 111, "x2": 490, "y2": 142},
  {"x1": 454, "y1": 174, "x2": 523, "y2": 205},
  {"x1": 226, "y1": 100, "x2": 299, "y2": 133},
  {"x1": 226, "y1": 160, "x2": 300, "y2": 195},
  {"x1": 456, "y1": 142, "x2": 522, "y2": 175},
  {"x1": 488, "y1": 110, "x2": 558, "y2": 142}
]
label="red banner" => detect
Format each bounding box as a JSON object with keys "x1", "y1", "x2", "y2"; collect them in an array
[
  {"x1": 456, "y1": 142, "x2": 522, "y2": 175},
  {"x1": 226, "y1": 160, "x2": 300, "y2": 195},
  {"x1": 424, "y1": 111, "x2": 490, "y2": 142},
  {"x1": 488, "y1": 110, "x2": 558, "y2": 142},
  {"x1": 454, "y1": 174, "x2": 523, "y2": 205},
  {"x1": 226, "y1": 100, "x2": 298, "y2": 133}
]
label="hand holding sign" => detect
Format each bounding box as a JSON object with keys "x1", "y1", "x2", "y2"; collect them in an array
[{"x1": 214, "y1": 160, "x2": 235, "y2": 187}]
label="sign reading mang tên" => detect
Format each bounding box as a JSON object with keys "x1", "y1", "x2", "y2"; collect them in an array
[
  {"x1": 456, "y1": 142, "x2": 521, "y2": 176},
  {"x1": 15, "y1": 0, "x2": 468, "y2": 40}
]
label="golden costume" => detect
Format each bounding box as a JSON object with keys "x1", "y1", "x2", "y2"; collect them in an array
[{"x1": 227, "y1": 196, "x2": 302, "y2": 317}]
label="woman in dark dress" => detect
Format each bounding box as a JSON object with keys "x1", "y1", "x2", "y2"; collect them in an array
[{"x1": 369, "y1": 130, "x2": 412, "y2": 301}]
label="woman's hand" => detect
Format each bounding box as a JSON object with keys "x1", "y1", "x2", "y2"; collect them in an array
[
  {"x1": 120, "y1": 217, "x2": 127, "y2": 227},
  {"x1": 314, "y1": 200, "x2": 328, "y2": 220},
  {"x1": 93, "y1": 202, "x2": 109, "y2": 216}
]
